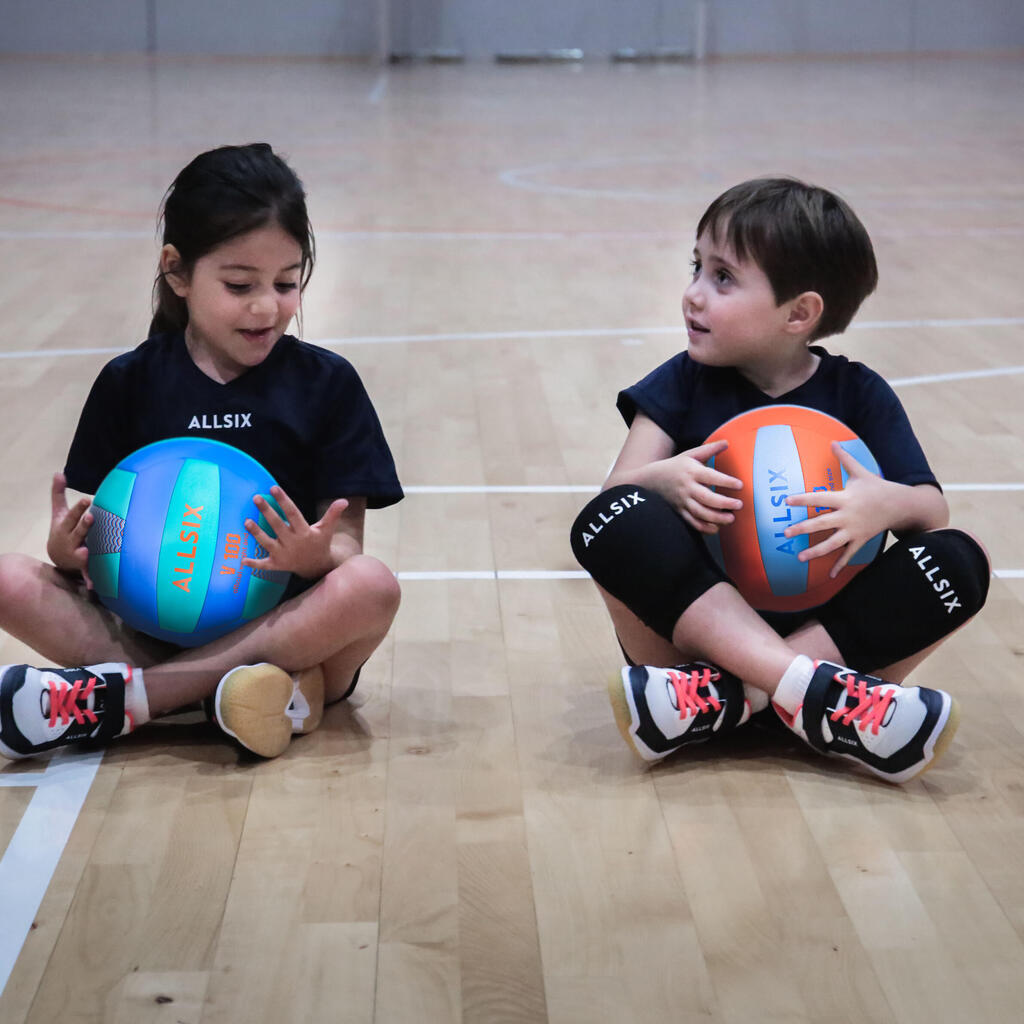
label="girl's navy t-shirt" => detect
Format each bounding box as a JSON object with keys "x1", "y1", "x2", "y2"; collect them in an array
[{"x1": 64, "y1": 332, "x2": 403, "y2": 523}]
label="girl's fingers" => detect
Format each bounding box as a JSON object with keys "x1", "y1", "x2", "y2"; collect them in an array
[
  {"x1": 254, "y1": 494, "x2": 290, "y2": 534},
  {"x1": 267, "y1": 485, "x2": 305, "y2": 527},
  {"x1": 70, "y1": 510, "x2": 93, "y2": 542},
  {"x1": 244, "y1": 518, "x2": 274, "y2": 548},
  {"x1": 50, "y1": 473, "x2": 69, "y2": 518},
  {"x1": 316, "y1": 498, "x2": 349, "y2": 530}
]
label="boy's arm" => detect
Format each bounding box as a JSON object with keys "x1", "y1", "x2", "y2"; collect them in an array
[
  {"x1": 884, "y1": 480, "x2": 949, "y2": 535},
  {"x1": 786, "y1": 443, "x2": 950, "y2": 577},
  {"x1": 603, "y1": 414, "x2": 677, "y2": 490},
  {"x1": 603, "y1": 413, "x2": 744, "y2": 534}
]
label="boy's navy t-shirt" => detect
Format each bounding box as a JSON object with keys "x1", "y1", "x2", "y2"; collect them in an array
[
  {"x1": 64, "y1": 332, "x2": 403, "y2": 524},
  {"x1": 616, "y1": 347, "x2": 938, "y2": 490}
]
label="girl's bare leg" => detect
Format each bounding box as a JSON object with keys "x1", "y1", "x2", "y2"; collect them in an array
[{"x1": 0, "y1": 552, "x2": 400, "y2": 716}]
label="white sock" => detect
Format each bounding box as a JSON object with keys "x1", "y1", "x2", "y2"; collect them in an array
[
  {"x1": 771, "y1": 655, "x2": 816, "y2": 715},
  {"x1": 123, "y1": 666, "x2": 150, "y2": 729},
  {"x1": 742, "y1": 684, "x2": 770, "y2": 714}
]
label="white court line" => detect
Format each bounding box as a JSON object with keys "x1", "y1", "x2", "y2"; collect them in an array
[
  {"x1": 0, "y1": 748, "x2": 103, "y2": 994},
  {"x1": 319, "y1": 317, "x2": 1024, "y2": 348},
  {"x1": 943, "y1": 483, "x2": 1024, "y2": 492},
  {"x1": 0, "y1": 230, "x2": 153, "y2": 240},
  {"x1": 4, "y1": 228, "x2": 1024, "y2": 242},
  {"x1": 403, "y1": 481, "x2": 1019, "y2": 493},
  {"x1": 498, "y1": 158, "x2": 1024, "y2": 204},
  {"x1": 404, "y1": 484, "x2": 597, "y2": 494},
  {"x1": 3, "y1": 316, "x2": 1023, "y2": 362},
  {"x1": 395, "y1": 569, "x2": 1020, "y2": 581},
  {"x1": 397, "y1": 570, "x2": 589, "y2": 581},
  {"x1": 890, "y1": 365, "x2": 1024, "y2": 387}
]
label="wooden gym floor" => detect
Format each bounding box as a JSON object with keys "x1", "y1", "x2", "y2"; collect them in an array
[{"x1": 0, "y1": 51, "x2": 1023, "y2": 1024}]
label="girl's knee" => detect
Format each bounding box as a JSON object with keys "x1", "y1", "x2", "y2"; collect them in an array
[
  {"x1": 329, "y1": 554, "x2": 401, "y2": 620},
  {"x1": 0, "y1": 553, "x2": 45, "y2": 608}
]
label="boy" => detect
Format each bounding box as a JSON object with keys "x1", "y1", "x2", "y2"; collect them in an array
[{"x1": 570, "y1": 177, "x2": 990, "y2": 783}]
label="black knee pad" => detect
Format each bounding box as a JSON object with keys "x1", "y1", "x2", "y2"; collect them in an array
[
  {"x1": 819, "y1": 528, "x2": 990, "y2": 671},
  {"x1": 570, "y1": 485, "x2": 728, "y2": 641}
]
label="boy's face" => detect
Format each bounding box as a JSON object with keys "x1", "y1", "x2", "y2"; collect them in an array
[
  {"x1": 166, "y1": 222, "x2": 303, "y2": 383},
  {"x1": 682, "y1": 230, "x2": 796, "y2": 372}
]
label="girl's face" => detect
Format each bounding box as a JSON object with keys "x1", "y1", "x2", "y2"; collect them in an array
[{"x1": 164, "y1": 222, "x2": 304, "y2": 383}]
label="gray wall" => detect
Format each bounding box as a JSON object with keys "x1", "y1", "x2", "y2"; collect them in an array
[
  {"x1": 0, "y1": 0, "x2": 381, "y2": 55},
  {"x1": 2, "y1": 1, "x2": 1023, "y2": 57}
]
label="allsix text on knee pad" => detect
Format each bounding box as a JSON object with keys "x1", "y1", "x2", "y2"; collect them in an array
[
  {"x1": 908, "y1": 544, "x2": 961, "y2": 614},
  {"x1": 577, "y1": 490, "x2": 646, "y2": 548}
]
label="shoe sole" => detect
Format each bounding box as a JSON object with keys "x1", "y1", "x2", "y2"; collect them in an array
[
  {"x1": 910, "y1": 693, "x2": 961, "y2": 782},
  {"x1": 215, "y1": 665, "x2": 293, "y2": 759},
  {"x1": 857, "y1": 692, "x2": 961, "y2": 784},
  {"x1": 606, "y1": 671, "x2": 661, "y2": 763}
]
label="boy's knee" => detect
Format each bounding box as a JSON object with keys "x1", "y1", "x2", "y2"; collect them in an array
[
  {"x1": 950, "y1": 527, "x2": 992, "y2": 578},
  {"x1": 819, "y1": 527, "x2": 990, "y2": 670},
  {"x1": 570, "y1": 485, "x2": 727, "y2": 641}
]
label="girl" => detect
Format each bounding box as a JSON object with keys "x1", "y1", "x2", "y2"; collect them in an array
[{"x1": 0, "y1": 143, "x2": 402, "y2": 760}]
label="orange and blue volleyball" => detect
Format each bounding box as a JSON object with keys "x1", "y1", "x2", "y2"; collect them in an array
[{"x1": 704, "y1": 405, "x2": 884, "y2": 612}]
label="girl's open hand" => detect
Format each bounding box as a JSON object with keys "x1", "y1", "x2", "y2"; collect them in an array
[
  {"x1": 46, "y1": 473, "x2": 94, "y2": 585},
  {"x1": 784, "y1": 443, "x2": 889, "y2": 577},
  {"x1": 663, "y1": 440, "x2": 744, "y2": 534},
  {"x1": 242, "y1": 485, "x2": 348, "y2": 580}
]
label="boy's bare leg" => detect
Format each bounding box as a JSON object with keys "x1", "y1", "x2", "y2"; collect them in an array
[
  {"x1": 600, "y1": 582, "x2": 950, "y2": 688},
  {"x1": 0, "y1": 552, "x2": 400, "y2": 716},
  {"x1": 597, "y1": 578, "x2": 962, "y2": 782},
  {"x1": 600, "y1": 582, "x2": 799, "y2": 696}
]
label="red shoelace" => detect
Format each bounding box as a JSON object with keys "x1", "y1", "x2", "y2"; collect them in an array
[
  {"x1": 47, "y1": 676, "x2": 99, "y2": 728},
  {"x1": 830, "y1": 673, "x2": 895, "y2": 736},
  {"x1": 666, "y1": 667, "x2": 721, "y2": 721}
]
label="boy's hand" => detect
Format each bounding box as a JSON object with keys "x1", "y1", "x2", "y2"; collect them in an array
[
  {"x1": 242, "y1": 486, "x2": 349, "y2": 580},
  {"x1": 664, "y1": 440, "x2": 744, "y2": 534},
  {"x1": 47, "y1": 473, "x2": 94, "y2": 586},
  {"x1": 784, "y1": 443, "x2": 889, "y2": 577}
]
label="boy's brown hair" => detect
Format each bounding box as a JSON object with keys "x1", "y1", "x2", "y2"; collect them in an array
[{"x1": 697, "y1": 177, "x2": 878, "y2": 341}]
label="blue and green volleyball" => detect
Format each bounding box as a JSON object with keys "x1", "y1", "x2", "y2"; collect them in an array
[{"x1": 85, "y1": 437, "x2": 290, "y2": 646}]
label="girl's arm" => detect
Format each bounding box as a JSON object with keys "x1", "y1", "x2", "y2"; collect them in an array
[
  {"x1": 324, "y1": 496, "x2": 366, "y2": 565},
  {"x1": 47, "y1": 473, "x2": 94, "y2": 582},
  {"x1": 603, "y1": 413, "x2": 744, "y2": 534},
  {"x1": 243, "y1": 490, "x2": 367, "y2": 580}
]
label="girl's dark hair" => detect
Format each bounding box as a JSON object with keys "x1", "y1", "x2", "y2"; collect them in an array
[
  {"x1": 696, "y1": 177, "x2": 878, "y2": 341},
  {"x1": 151, "y1": 143, "x2": 315, "y2": 335}
]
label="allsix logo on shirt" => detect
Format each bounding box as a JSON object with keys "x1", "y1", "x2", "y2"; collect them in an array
[{"x1": 187, "y1": 413, "x2": 252, "y2": 430}]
